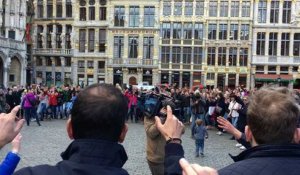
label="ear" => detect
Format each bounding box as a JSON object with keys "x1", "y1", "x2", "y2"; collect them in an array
[
  {"x1": 293, "y1": 128, "x2": 300, "y2": 144},
  {"x1": 245, "y1": 125, "x2": 257, "y2": 147},
  {"x1": 66, "y1": 118, "x2": 74, "y2": 140},
  {"x1": 118, "y1": 123, "x2": 128, "y2": 143}
]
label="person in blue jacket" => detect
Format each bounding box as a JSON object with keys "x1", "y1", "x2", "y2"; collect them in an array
[{"x1": 0, "y1": 133, "x2": 22, "y2": 175}]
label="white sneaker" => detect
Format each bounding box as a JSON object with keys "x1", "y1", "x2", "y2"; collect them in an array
[
  {"x1": 216, "y1": 131, "x2": 222, "y2": 135},
  {"x1": 235, "y1": 143, "x2": 242, "y2": 147},
  {"x1": 240, "y1": 146, "x2": 246, "y2": 150}
]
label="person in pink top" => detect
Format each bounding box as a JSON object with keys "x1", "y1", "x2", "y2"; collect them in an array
[{"x1": 124, "y1": 88, "x2": 138, "y2": 123}]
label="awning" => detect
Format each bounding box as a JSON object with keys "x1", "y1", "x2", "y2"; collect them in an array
[{"x1": 255, "y1": 74, "x2": 293, "y2": 82}]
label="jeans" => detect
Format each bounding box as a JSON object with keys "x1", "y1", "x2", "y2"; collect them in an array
[
  {"x1": 64, "y1": 102, "x2": 72, "y2": 118},
  {"x1": 183, "y1": 107, "x2": 191, "y2": 123},
  {"x1": 50, "y1": 105, "x2": 57, "y2": 118},
  {"x1": 37, "y1": 103, "x2": 47, "y2": 120},
  {"x1": 195, "y1": 139, "x2": 204, "y2": 156},
  {"x1": 191, "y1": 113, "x2": 205, "y2": 136},
  {"x1": 56, "y1": 105, "x2": 64, "y2": 118},
  {"x1": 24, "y1": 107, "x2": 41, "y2": 126},
  {"x1": 127, "y1": 105, "x2": 137, "y2": 122},
  {"x1": 232, "y1": 117, "x2": 238, "y2": 128}
]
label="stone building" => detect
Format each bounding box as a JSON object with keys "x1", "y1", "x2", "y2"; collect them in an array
[
  {"x1": 32, "y1": 0, "x2": 74, "y2": 86},
  {"x1": 252, "y1": 0, "x2": 300, "y2": 89},
  {"x1": 0, "y1": 0, "x2": 27, "y2": 88}
]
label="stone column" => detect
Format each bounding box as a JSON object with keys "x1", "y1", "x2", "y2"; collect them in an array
[
  {"x1": 168, "y1": 71, "x2": 172, "y2": 85},
  {"x1": 43, "y1": 24, "x2": 47, "y2": 48},
  {"x1": 93, "y1": 60, "x2": 98, "y2": 83},
  {"x1": 225, "y1": 73, "x2": 229, "y2": 87},
  {"x1": 246, "y1": 73, "x2": 251, "y2": 90},
  {"x1": 214, "y1": 73, "x2": 218, "y2": 88},
  {"x1": 277, "y1": 32, "x2": 282, "y2": 57},
  {"x1": 61, "y1": 25, "x2": 66, "y2": 49},
  {"x1": 51, "y1": 57, "x2": 55, "y2": 85},
  {"x1": 179, "y1": 72, "x2": 183, "y2": 88},
  {"x1": 62, "y1": 0, "x2": 66, "y2": 18},
  {"x1": 43, "y1": 0, "x2": 47, "y2": 18},
  {"x1": 41, "y1": 57, "x2": 46, "y2": 84},
  {"x1": 32, "y1": 56, "x2": 37, "y2": 84},
  {"x1": 289, "y1": 32, "x2": 294, "y2": 57},
  {"x1": 235, "y1": 74, "x2": 239, "y2": 87},
  {"x1": 71, "y1": 59, "x2": 78, "y2": 86},
  {"x1": 190, "y1": 72, "x2": 193, "y2": 88},
  {"x1": 51, "y1": 25, "x2": 56, "y2": 49},
  {"x1": 3, "y1": 67, "x2": 8, "y2": 88},
  {"x1": 265, "y1": 32, "x2": 269, "y2": 56},
  {"x1": 60, "y1": 57, "x2": 65, "y2": 84},
  {"x1": 266, "y1": 1, "x2": 271, "y2": 24},
  {"x1": 53, "y1": 0, "x2": 57, "y2": 18}
]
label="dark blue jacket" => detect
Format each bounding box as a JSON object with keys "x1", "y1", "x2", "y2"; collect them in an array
[
  {"x1": 14, "y1": 139, "x2": 128, "y2": 175},
  {"x1": 0, "y1": 152, "x2": 20, "y2": 175},
  {"x1": 219, "y1": 144, "x2": 300, "y2": 175}
]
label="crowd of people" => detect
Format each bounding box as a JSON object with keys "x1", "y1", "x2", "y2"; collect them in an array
[{"x1": 0, "y1": 83, "x2": 300, "y2": 175}]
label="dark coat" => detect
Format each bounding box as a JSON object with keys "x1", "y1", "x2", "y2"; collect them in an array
[
  {"x1": 219, "y1": 144, "x2": 300, "y2": 175},
  {"x1": 14, "y1": 139, "x2": 129, "y2": 175}
]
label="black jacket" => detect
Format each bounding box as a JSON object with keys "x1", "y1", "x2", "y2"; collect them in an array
[
  {"x1": 14, "y1": 139, "x2": 129, "y2": 175},
  {"x1": 219, "y1": 144, "x2": 300, "y2": 175}
]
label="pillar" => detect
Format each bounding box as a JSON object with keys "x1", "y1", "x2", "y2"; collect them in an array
[
  {"x1": 62, "y1": 0, "x2": 66, "y2": 18},
  {"x1": 190, "y1": 72, "x2": 193, "y2": 88},
  {"x1": 32, "y1": 56, "x2": 37, "y2": 84},
  {"x1": 71, "y1": 59, "x2": 78, "y2": 86},
  {"x1": 3, "y1": 67, "x2": 8, "y2": 88},
  {"x1": 43, "y1": 24, "x2": 47, "y2": 48},
  {"x1": 61, "y1": 25, "x2": 66, "y2": 49},
  {"x1": 60, "y1": 57, "x2": 65, "y2": 84},
  {"x1": 52, "y1": 25, "x2": 56, "y2": 49},
  {"x1": 235, "y1": 74, "x2": 239, "y2": 87},
  {"x1": 168, "y1": 71, "x2": 172, "y2": 85},
  {"x1": 41, "y1": 57, "x2": 46, "y2": 84},
  {"x1": 179, "y1": 72, "x2": 183, "y2": 88},
  {"x1": 51, "y1": 57, "x2": 55, "y2": 85}
]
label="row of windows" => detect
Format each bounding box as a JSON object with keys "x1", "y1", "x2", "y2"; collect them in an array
[
  {"x1": 79, "y1": 29, "x2": 107, "y2": 52},
  {"x1": 258, "y1": 0, "x2": 291, "y2": 24},
  {"x1": 78, "y1": 60, "x2": 105, "y2": 69},
  {"x1": 208, "y1": 1, "x2": 251, "y2": 17},
  {"x1": 113, "y1": 36, "x2": 154, "y2": 59},
  {"x1": 256, "y1": 32, "x2": 300, "y2": 56},
  {"x1": 255, "y1": 65, "x2": 298, "y2": 74},
  {"x1": 208, "y1": 23, "x2": 249, "y2": 40},
  {"x1": 80, "y1": 6, "x2": 107, "y2": 21},
  {"x1": 36, "y1": 25, "x2": 72, "y2": 49},
  {"x1": 36, "y1": 57, "x2": 72, "y2": 67},
  {"x1": 207, "y1": 47, "x2": 248, "y2": 66},
  {"x1": 161, "y1": 46, "x2": 203, "y2": 64},
  {"x1": 37, "y1": 2, "x2": 72, "y2": 18},
  {"x1": 114, "y1": 6, "x2": 155, "y2": 27}
]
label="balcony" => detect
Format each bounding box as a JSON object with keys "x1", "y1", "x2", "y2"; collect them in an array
[
  {"x1": 77, "y1": 68, "x2": 85, "y2": 73},
  {"x1": 253, "y1": 56, "x2": 300, "y2": 65},
  {"x1": 0, "y1": 37, "x2": 26, "y2": 51},
  {"x1": 97, "y1": 69, "x2": 105, "y2": 74},
  {"x1": 33, "y1": 48, "x2": 74, "y2": 56},
  {"x1": 108, "y1": 59, "x2": 158, "y2": 68}
]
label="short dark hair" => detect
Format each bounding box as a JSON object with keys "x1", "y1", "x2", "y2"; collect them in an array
[
  {"x1": 71, "y1": 84, "x2": 128, "y2": 142},
  {"x1": 247, "y1": 87, "x2": 300, "y2": 145}
]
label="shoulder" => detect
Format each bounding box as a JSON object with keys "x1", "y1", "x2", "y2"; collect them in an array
[{"x1": 15, "y1": 164, "x2": 59, "y2": 175}]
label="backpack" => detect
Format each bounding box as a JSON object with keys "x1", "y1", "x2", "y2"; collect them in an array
[{"x1": 27, "y1": 96, "x2": 39, "y2": 107}]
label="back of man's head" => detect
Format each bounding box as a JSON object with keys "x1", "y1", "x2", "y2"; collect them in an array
[
  {"x1": 247, "y1": 87, "x2": 300, "y2": 145},
  {"x1": 71, "y1": 84, "x2": 128, "y2": 142}
]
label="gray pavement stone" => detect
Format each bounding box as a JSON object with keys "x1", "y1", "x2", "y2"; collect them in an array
[{"x1": 0, "y1": 120, "x2": 242, "y2": 174}]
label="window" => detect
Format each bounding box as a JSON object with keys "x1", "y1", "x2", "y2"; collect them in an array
[
  {"x1": 257, "y1": 32, "x2": 266, "y2": 55},
  {"x1": 240, "y1": 24, "x2": 249, "y2": 40},
  {"x1": 114, "y1": 6, "x2": 125, "y2": 27},
  {"x1": 9, "y1": 75, "x2": 15, "y2": 82},
  {"x1": 46, "y1": 58, "x2": 52, "y2": 66},
  {"x1": 270, "y1": 1, "x2": 279, "y2": 23},
  {"x1": 161, "y1": 46, "x2": 170, "y2": 63},
  {"x1": 163, "y1": 1, "x2": 171, "y2": 16},
  {"x1": 89, "y1": 0, "x2": 95, "y2": 5},
  {"x1": 258, "y1": 0, "x2": 267, "y2": 23},
  {"x1": 219, "y1": 24, "x2": 227, "y2": 40},
  {"x1": 128, "y1": 36, "x2": 138, "y2": 58},
  {"x1": 37, "y1": 3, "x2": 43, "y2": 18},
  {"x1": 87, "y1": 61, "x2": 93, "y2": 68},
  {"x1": 194, "y1": 23, "x2": 204, "y2": 42},
  {"x1": 65, "y1": 25, "x2": 72, "y2": 49},
  {"x1": 65, "y1": 57, "x2": 71, "y2": 67},
  {"x1": 230, "y1": 24, "x2": 238, "y2": 40},
  {"x1": 207, "y1": 47, "x2": 216, "y2": 65},
  {"x1": 240, "y1": 48, "x2": 248, "y2": 66},
  {"x1": 144, "y1": 6, "x2": 155, "y2": 27},
  {"x1": 114, "y1": 36, "x2": 124, "y2": 58},
  {"x1": 89, "y1": 7, "x2": 95, "y2": 20},
  {"x1": 129, "y1": 6, "x2": 139, "y2": 27},
  {"x1": 196, "y1": 0, "x2": 204, "y2": 16},
  {"x1": 99, "y1": 29, "x2": 106, "y2": 52},
  {"x1": 281, "y1": 33, "x2": 290, "y2": 56},
  {"x1": 183, "y1": 47, "x2": 192, "y2": 64},
  {"x1": 55, "y1": 57, "x2": 61, "y2": 66},
  {"x1": 220, "y1": 1, "x2": 228, "y2": 17},
  {"x1": 143, "y1": 37, "x2": 154, "y2": 59},
  {"x1": 66, "y1": 1, "x2": 72, "y2": 17},
  {"x1": 56, "y1": 25, "x2": 62, "y2": 48},
  {"x1": 56, "y1": 3, "x2": 62, "y2": 17},
  {"x1": 185, "y1": 1, "x2": 193, "y2": 16},
  {"x1": 37, "y1": 25, "x2": 43, "y2": 48},
  {"x1": 207, "y1": 73, "x2": 214, "y2": 80},
  {"x1": 46, "y1": 25, "x2": 53, "y2": 48},
  {"x1": 269, "y1": 33, "x2": 277, "y2": 56},
  {"x1": 293, "y1": 33, "x2": 300, "y2": 56},
  {"x1": 173, "y1": 23, "x2": 182, "y2": 39},
  {"x1": 78, "y1": 61, "x2": 85, "y2": 68},
  {"x1": 172, "y1": 47, "x2": 181, "y2": 63},
  {"x1": 47, "y1": 1, "x2": 53, "y2": 18},
  {"x1": 99, "y1": 7, "x2": 106, "y2": 20},
  {"x1": 98, "y1": 61, "x2": 105, "y2": 69},
  {"x1": 162, "y1": 23, "x2": 171, "y2": 39},
  {"x1": 230, "y1": 1, "x2": 239, "y2": 17},
  {"x1": 88, "y1": 29, "x2": 95, "y2": 52},
  {"x1": 229, "y1": 48, "x2": 237, "y2": 66},
  {"x1": 209, "y1": 1, "x2": 217, "y2": 17},
  {"x1": 208, "y1": 24, "x2": 217, "y2": 40},
  {"x1": 79, "y1": 29, "x2": 86, "y2": 52},
  {"x1": 174, "y1": 1, "x2": 182, "y2": 16},
  {"x1": 282, "y1": 1, "x2": 291, "y2": 24},
  {"x1": 194, "y1": 47, "x2": 202, "y2": 64},
  {"x1": 183, "y1": 23, "x2": 192, "y2": 40},
  {"x1": 80, "y1": 8, "x2": 86, "y2": 21},
  {"x1": 36, "y1": 58, "x2": 43, "y2": 66},
  {"x1": 218, "y1": 47, "x2": 226, "y2": 66},
  {"x1": 8, "y1": 30, "x2": 15, "y2": 39},
  {"x1": 242, "y1": 1, "x2": 250, "y2": 17}
]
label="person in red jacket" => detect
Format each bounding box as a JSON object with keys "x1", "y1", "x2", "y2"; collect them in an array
[{"x1": 48, "y1": 89, "x2": 58, "y2": 119}]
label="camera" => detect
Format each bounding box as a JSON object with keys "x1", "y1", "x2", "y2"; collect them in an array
[{"x1": 143, "y1": 93, "x2": 176, "y2": 124}]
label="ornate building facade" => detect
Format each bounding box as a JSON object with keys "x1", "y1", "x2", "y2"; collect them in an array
[
  {"x1": 0, "y1": 0, "x2": 27, "y2": 88},
  {"x1": 252, "y1": 0, "x2": 300, "y2": 89}
]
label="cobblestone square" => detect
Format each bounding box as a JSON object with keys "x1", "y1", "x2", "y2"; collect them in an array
[{"x1": 0, "y1": 120, "x2": 241, "y2": 174}]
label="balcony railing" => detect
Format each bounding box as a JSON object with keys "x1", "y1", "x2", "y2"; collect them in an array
[
  {"x1": 33, "y1": 48, "x2": 74, "y2": 56},
  {"x1": 98, "y1": 69, "x2": 105, "y2": 74},
  {"x1": 268, "y1": 56, "x2": 277, "y2": 63},
  {"x1": 108, "y1": 59, "x2": 157, "y2": 67},
  {"x1": 77, "y1": 68, "x2": 85, "y2": 73},
  {"x1": 0, "y1": 37, "x2": 26, "y2": 51},
  {"x1": 253, "y1": 56, "x2": 300, "y2": 65}
]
